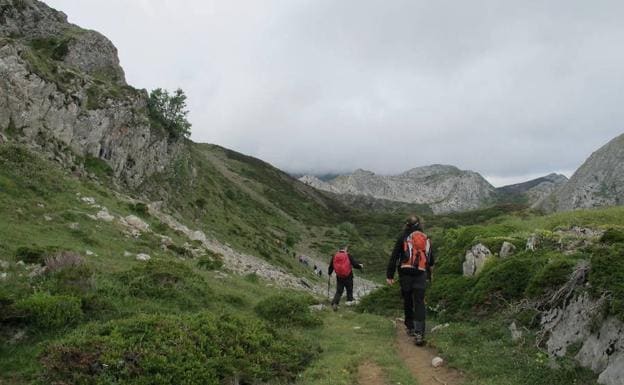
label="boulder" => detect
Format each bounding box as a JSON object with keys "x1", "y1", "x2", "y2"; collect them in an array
[
  {"x1": 81, "y1": 197, "x2": 96, "y2": 205},
  {"x1": 124, "y1": 215, "x2": 149, "y2": 232},
  {"x1": 96, "y1": 209, "x2": 115, "y2": 222},
  {"x1": 462, "y1": 243, "x2": 492, "y2": 276},
  {"x1": 500, "y1": 241, "x2": 516, "y2": 258},
  {"x1": 136, "y1": 253, "x2": 151, "y2": 262},
  {"x1": 526, "y1": 234, "x2": 539, "y2": 251},
  {"x1": 509, "y1": 321, "x2": 523, "y2": 342},
  {"x1": 431, "y1": 357, "x2": 444, "y2": 367}
]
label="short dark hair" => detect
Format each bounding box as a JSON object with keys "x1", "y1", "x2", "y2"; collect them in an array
[{"x1": 405, "y1": 215, "x2": 423, "y2": 231}]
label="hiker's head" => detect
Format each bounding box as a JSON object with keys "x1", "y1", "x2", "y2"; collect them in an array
[{"x1": 405, "y1": 215, "x2": 423, "y2": 231}]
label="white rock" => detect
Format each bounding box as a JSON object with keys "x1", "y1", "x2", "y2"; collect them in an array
[
  {"x1": 432, "y1": 357, "x2": 444, "y2": 367},
  {"x1": 43, "y1": 215, "x2": 53, "y2": 221},
  {"x1": 509, "y1": 321, "x2": 523, "y2": 342},
  {"x1": 36, "y1": 203, "x2": 45, "y2": 208},
  {"x1": 309, "y1": 304, "x2": 326, "y2": 312},
  {"x1": 136, "y1": 253, "x2": 151, "y2": 261},
  {"x1": 431, "y1": 323, "x2": 450, "y2": 333},
  {"x1": 0, "y1": 260, "x2": 9, "y2": 270},
  {"x1": 190, "y1": 230, "x2": 207, "y2": 243},
  {"x1": 0, "y1": 272, "x2": 7, "y2": 280},
  {"x1": 81, "y1": 197, "x2": 96, "y2": 205},
  {"x1": 96, "y1": 209, "x2": 115, "y2": 222},
  {"x1": 69, "y1": 222, "x2": 80, "y2": 230},
  {"x1": 123, "y1": 251, "x2": 133, "y2": 257},
  {"x1": 124, "y1": 215, "x2": 149, "y2": 231},
  {"x1": 85, "y1": 250, "x2": 95, "y2": 256},
  {"x1": 16, "y1": 261, "x2": 25, "y2": 266},
  {"x1": 462, "y1": 243, "x2": 492, "y2": 276},
  {"x1": 500, "y1": 241, "x2": 517, "y2": 258}
]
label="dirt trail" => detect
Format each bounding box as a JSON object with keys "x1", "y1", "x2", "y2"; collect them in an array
[
  {"x1": 395, "y1": 321, "x2": 465, "y2": 385},
  {"x1": 357, "y1": 361, "x2": 387, "y2": 385}
]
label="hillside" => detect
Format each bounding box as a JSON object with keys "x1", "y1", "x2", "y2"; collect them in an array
[
  {"x1": 496, "y1": 173, "x2": 568, "y2": 207},
  {"x1": 2, "y1": 1, "x2": 624, "y2": 385},
  {"x1": 545, "y1": 133, "x2": 624, "y2": 212},
  {"x1": 299, "y1": 165, "x2": 496, "y2": 214}
]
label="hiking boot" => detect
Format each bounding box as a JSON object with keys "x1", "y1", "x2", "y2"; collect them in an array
[
  {"x1": 414, "y1": 333, "x2": 425, "y2": 346},
  {"x1": 406, "y1": 328, "x2": 417, "y2": 337},
  {"x1": 331, "y1": 303, "x2": 338, "y2": 312}
]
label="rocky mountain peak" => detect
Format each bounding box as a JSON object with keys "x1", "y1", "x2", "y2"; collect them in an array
[
  {"x1": 299, "y1": 165, "x2": 496, "y2": 214},
  {"x1": 0, "y1": 0, "x2": 126, "y2": 84},
  {"x1": 545, "y1": 133, "x2": 624, "y2": 211}
]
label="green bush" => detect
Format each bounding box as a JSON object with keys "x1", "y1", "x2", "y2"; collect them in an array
[
  {"x1": 428, "y1": 274, "x2": 474, "y2": 317},
  {"x1": 356, "y1": 283, "x2": 403, "y2": 317},
  {"x1": 14, "y1": 293, "x2": 82, "y2": 329},
  {"x1": 14, "y1": 245, "x2": 59, "y2": 264},
  {"x1": 147, "y1": 88, "x2": 192, "y2": 140},
  {"x1": 525, "y1": 258, "x2": 578, "y2": 298},
  {"x1": 84, "y1": 156, "x2": 113, "y2": 178},
  {"x1": 117, "y1": 260, "x2": 212, "y2": 309},
  {"x1": 196, "y1": 251, "x2": 224, "y2": 270},
  {"x1": 468, "y1": 255, "x2": 546, "y2": 309},
  {"x1": 601, "y1": 228, "x2": 624, "y2": 245},
  {"x1": 589, "y1": 244, "x2": 624, "y2": 319},
  {"x1": 255, "y1": 292, "x2": 321, "y2": 327},
  {"x1": 37, "y1": 264, "x2": 94, "y2": 297},
  {"x1": 39, "y1": 312, "x2": 318, "y2": 385}
]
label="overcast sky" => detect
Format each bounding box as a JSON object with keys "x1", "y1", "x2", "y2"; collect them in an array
[{"x1": 46, "y1": 0, "x2": 624, "y2": 186}]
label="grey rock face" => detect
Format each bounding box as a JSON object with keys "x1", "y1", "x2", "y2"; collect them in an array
[
  {"x1": 299, "y1": 165, "x2": 496, "y2": 214},
  {"x1": 548, "y1": 133, "x2": 624, "y2": 212},
  {"x1": 0, "y1": 1, "x2": 180, "y2": 186},
  {"x1": 498, "y1": 173, "x2": 568, "y2": 208},
  {"x1": 499, "y1": 241, "x2": 516, "y2": 258},
  {"x1": 542, "y1": 292, "x2": 624, "y2": 385},
  {"x1": 462, "y1": 243, "x2": 492, "y2": 276},
  {"x1": 0, "y1": 0, "x2": 125, "y2": 82}
]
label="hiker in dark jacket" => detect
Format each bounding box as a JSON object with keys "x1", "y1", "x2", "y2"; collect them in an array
[
  {"x1": 328, "y1": 246, "x2": 363, "y2": 310},
  {"x1": 386, "y1": 215, "x2": 435, "y2": 346}
]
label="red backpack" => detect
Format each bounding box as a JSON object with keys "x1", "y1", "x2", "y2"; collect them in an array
[
  {"x1": 333, "y1": 251, "x2": 352, "y2": 278},
  {"x1": 401, "y1": 231, "x2": 429, "y2": 271}
]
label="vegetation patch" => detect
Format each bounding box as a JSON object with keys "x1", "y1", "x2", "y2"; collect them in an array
[
  {"x1": 589, "y1": 244, "x2": 624, "y2": 320},
  {"x1": 255, "y1": 292, "x2": 321, "y2": 327},
  {"x1": 356, "y1": 283, "x2": 403, "y2": 317},
  {"x1": 14, "y1": 292, "x2": 82, "y2": 329},
  {"x1": 39, "y1": 312, "x2": 318, "y2": 385}
]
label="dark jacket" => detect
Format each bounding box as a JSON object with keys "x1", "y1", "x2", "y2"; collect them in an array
[
  {"x1": 328, "y1": 252, "x2": 363, "y2": 277},
  {"x1": 386, "y1": 226, "x2": 435, "y2": 280}
]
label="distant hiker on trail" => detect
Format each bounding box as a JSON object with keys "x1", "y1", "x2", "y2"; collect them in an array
[
  {"x1": 328, "y1": 246, "x2": 363, "y2": 311},
  {"x1": 386, "y1": 215, "x2": 435, "y2": 346}
]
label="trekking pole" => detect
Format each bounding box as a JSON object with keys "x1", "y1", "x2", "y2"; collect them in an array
[{"x1": 327, "y1": 275, "x2": 331, "y2": 300}]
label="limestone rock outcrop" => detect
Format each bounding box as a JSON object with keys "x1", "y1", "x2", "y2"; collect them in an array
[
  {"x1": 0, "y1": 0, "x2": 181, "y2": 186},
  {"x1": 545, "y1": 133, "x2": 624, "y2": 212},
  {"x1": 462, "y1": 243, "x2": 492, "y2": 276},
  {"x1": 299, "y1": 165, "x2": 495, "y2": 214}
]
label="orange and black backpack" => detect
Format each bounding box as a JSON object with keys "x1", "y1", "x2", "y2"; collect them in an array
[{"x1": 401, "y1": 231, "x2": 431, "y2": 271}]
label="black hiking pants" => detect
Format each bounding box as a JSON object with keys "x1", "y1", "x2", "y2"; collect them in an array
[
  {"x1": 399, "y1": 272, "x2": 427, "y2": 335},
  {"x1": 332, "y1": 275, "x2": 354, "y2": 305}
]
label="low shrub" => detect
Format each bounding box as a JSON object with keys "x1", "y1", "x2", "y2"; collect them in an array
[
  {"x1": 468, "y1": 255, "x2": 546, "y2": 309},
  {"x1": 44, "y1": 251, "x2": 85, "y2": 272},
  {"x1": 589, "y1": 244, "x2": 624, "y2": 319},
  {"x1": 15, "y1": 245, "x2": 59, "y2": 264},
  {"x1": 600, "y1": 228, "x2": 624, "y2": 245},
  {"x1": 37, "y1": 264, "x2": 94, "y2": 297},
  {"x1": 14, "y1": 293, "x2": 82, "y2": 329},
  {"x1": 428, "y1": 274, "x2": 474, "y2": 317},
  {"x1": 356, "y1": 283, "x2": 403, "y2": 317},
  {"x1": 196, "y1": 251, "x2": 223, "y2": 270},
  {"x1": 116, "y1": 260, "x2": 212, "y2": 309},
  {"x1": 39, "y1": 312, "x2": 319, "y2": 385},
  {"x1": 255, "y1": 292, "x2": 321, "y2": 327},
  {"x1": 525, "y1": 258, "x2": 579, "y2": 298}
]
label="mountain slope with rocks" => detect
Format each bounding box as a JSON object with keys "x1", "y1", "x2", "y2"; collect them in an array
[
  {"x1": 497, "y1": 173, "x2": 568, "y2": 208},
  {"x1": 299, "y1": 165, "x2": 496, "y2": 214},
  {"x1": 545, "y1": 133, "x2": 624, "y2": 211}
]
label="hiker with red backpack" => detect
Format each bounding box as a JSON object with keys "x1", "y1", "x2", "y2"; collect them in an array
[
  {"x1": 386, "y1": 215, "x2": 435, "y2": 346},
  {"x1": 328, "y1": 246, "x2": 363, "y2": 311}
]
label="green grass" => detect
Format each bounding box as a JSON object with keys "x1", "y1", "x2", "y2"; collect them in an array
[
  {"x1": 430, "y1": 318, "x2": 598, "y2": 385},
  {"x1": 296, "y1": 310, "x2": 417, "y2": 385}
]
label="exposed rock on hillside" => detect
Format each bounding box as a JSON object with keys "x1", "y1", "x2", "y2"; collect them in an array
[
  {"x1": 299, "y1": 165, "x2": 495, "y2": 214},
  {"x1": 546, "y1": 133, "x2": 624, "y2": 211},
  {"x1": 0, "y1": 0, "x2": 179, "y2": 186},
  {"x1": 497, "y1": 173, "x2": 568, "y2": 208}
]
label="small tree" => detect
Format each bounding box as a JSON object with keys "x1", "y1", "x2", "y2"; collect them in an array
[{"x1": 147, "y1": 88, "x2": 192, "y2": 140}]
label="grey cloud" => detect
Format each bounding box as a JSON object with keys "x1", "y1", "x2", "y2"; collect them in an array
[{"x1": 47, "y1": 0, "x2": 624, "y2": 185}]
